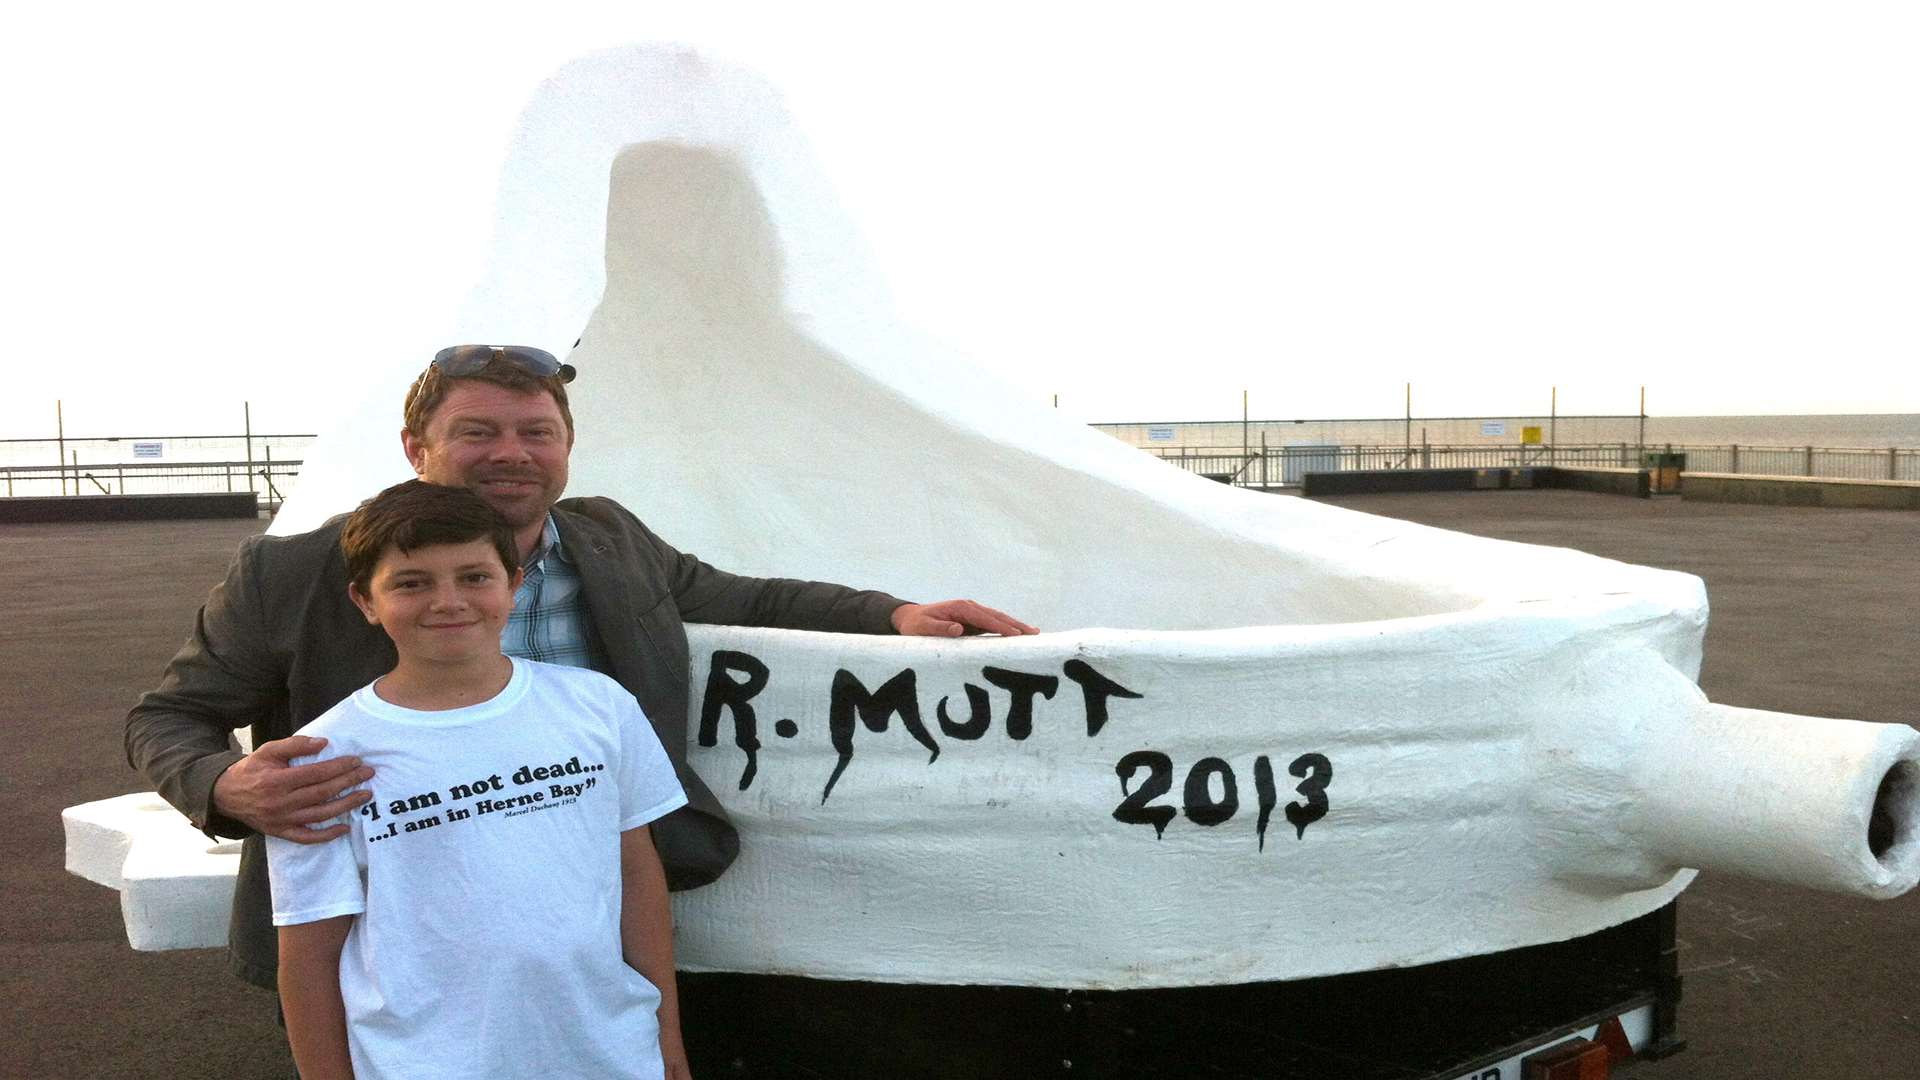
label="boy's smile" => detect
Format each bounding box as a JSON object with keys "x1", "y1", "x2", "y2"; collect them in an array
[{"x1": 348, "y1": 538, "x2": 521, "y2": 667}]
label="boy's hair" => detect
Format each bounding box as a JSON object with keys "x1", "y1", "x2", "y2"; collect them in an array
[
  {"x1": 340, "y1": 480, "x2": 521, "y2": 591},
  {"x1": 402, "y1": 357, "x2": 575, "y2": 443}
]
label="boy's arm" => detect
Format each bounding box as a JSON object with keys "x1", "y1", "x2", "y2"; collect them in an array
[
  {"x1": 279, "y1": 916, "x2": 355, "y2": 1080},
  {"x1": 622, "y1": 825, "x2": 690, "y2": 1080}
]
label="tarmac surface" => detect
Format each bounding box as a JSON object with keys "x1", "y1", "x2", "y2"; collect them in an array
[{"x1": 4, "y1": 489, "x2": 1915, "y2": 1078}]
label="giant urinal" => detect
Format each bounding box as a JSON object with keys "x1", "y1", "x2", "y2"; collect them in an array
[{"x1": 69, "y1": 47, "x2": 1917, "y2": 994}]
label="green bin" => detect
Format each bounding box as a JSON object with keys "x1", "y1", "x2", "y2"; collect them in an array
[{"x1": 1642, "y1": 452, "x2": 1686, "y2": 493}]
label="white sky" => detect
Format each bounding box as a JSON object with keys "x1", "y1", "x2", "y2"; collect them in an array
[{"x1": 4, "y1": 2, "x2": 1917, "y2": 440}]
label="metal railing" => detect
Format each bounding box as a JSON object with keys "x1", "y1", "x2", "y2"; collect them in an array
[
  {"x1": 0, "y1": 460, "x2": 303, "y2": 509},
  {"x1": 1, "y1": 429, "x2": 316, "y2": 512},
  {"x1": 1092, "y1": 415, "x2": 1647, "y2": 451},
  {"x1": 2, "y1": 438, "x2": 1913, "y2": 508},
  {"x1": 1668, "y1": 445, "x2": 1919, "y2": 482},
  {"x1": 1147, "y1": 443, "x2": 1920, "y2": 488}
]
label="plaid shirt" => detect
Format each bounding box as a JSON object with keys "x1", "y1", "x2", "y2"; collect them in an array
[{"x1": 502, "y1": 515, "x2": 607, "y2": 671}]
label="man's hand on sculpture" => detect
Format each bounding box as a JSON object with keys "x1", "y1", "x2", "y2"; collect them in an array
[
  {"x1": 211, "y1": 736, "x2": 374, "y2": 844},
  {"x1": 890, "y1": 599, "x2": 1039, "y2": 638}
]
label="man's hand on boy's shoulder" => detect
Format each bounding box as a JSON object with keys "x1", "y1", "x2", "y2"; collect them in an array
[{"x1": 212, "y1": 735, "x2": 374, "y2": 843}]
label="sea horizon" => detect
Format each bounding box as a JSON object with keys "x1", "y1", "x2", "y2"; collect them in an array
[{"x1": 1635, "y1": 414, "x2": 1920, "y2": 449}]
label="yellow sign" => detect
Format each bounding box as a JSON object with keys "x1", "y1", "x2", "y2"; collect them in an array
[{"x1": 1521, "y1": 425, "x2": 1543, "y2": 444}]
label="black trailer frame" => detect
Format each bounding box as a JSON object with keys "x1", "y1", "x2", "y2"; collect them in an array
[{"x1": 679, "y1": 901, "x2": 1686, "y2": 1078}]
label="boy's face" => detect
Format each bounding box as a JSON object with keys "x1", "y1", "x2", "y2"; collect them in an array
[{"x1": 348, "y1": 538, "x2": 521, "y2": 666}]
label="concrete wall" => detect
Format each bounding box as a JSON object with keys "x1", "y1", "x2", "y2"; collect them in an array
[
  {"x1": 1683, "y1": 473, "x2": 1920, "y2": 510},
  {"x1": 1548, "y1": 467, "x2": 1652, "y2": 499},
  {"x1": 1302, "y1": 467, "x2": 1525, "y2": 496},
  {"x1": 0, "y1": 493, "x2": 258, "y2": 523},
  {"x1": 1304, "y1": 467, "x2": 1650, "y2": 499}
]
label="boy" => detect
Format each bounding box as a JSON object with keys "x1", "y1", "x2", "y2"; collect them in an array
[{"x1": 266, "y1": 480, "x2": 691, "y2": 1079}]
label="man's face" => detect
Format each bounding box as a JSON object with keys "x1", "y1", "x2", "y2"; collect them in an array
[{"x1": 402, "y1": 382, "x2": 572, "y2": 535}]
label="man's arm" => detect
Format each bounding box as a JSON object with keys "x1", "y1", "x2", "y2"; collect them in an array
[
  {"x1": 622, "y1": 826, "x2": 690, "y2": 1080},
  {"x1": 125, "y1": 533, "x2": 372, "y2": 841},
  {"x1": 279, "y1": 916, "x2": 355, "y2": 1080},
  {"x1": 658, "y1": 545, "x2": 904, "y2": 635},
  {"x1": 579, "y1": 500, "x2": 1036, "y2": 637}
]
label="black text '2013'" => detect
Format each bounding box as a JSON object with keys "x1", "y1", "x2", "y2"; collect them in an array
[{"x1": 1112, "y1": 751, "x2": 1332, "y2": 848}]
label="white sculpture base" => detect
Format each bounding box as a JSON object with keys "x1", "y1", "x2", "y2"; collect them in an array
[
  {"x1": 71, "y1": 46, "x2": 1920, "y2": 988},
  {"x1": 65, "y1": 792, "x2": 239, "y2": 952}
]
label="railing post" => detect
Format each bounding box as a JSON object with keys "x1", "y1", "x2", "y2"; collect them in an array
[
  {"x1": 1730, "y1": 444, "x2": 1740, "y2": 474},
  {"x1": 117, "y1": 465, "x2": 125, "y2": 494},
  {"x1": 1805, "y1": 445, "x2": 1814, "y2": 477},
  {"x1": 1893, "y1": 447, "x2": 1900, "y2": 481},
  {"x1": 244, "y1": 402, "x2": 256, "y2": 495},
  {"x1": 1549, "y1": 387, "x2": 1557, "y2": 465}
]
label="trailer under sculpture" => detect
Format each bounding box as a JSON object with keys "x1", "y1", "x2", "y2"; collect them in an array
[{"x1": 68, "y1": 48, "x2": 1918, "y2": 995}]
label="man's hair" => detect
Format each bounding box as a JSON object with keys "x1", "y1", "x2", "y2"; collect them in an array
[
  {"x1": 341, "y1": 480, "x2": 521, "y2": 591},
  {"x1": 402, "y1": 356, "x2": 575, "y2": 443}
]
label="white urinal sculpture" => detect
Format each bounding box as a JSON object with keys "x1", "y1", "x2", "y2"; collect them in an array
[{"x1": 68, "y1": 48, "x2": 1918, "y2": 993}]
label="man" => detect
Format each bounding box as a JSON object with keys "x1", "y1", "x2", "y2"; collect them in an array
[{"x1": 125, "y1": 344, "x2": 1035, "y2": 992}]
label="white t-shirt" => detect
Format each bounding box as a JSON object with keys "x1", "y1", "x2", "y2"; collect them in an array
[{"x1": 266, "y1": 658, "x2": 688, "y2": 1080}]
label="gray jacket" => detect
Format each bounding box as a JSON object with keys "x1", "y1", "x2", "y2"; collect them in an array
[{"x1": 125, "y1": 496, "x2": 906, "y2": 988}]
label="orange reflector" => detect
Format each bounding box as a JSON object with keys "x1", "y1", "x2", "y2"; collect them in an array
[
  {"x1": 1523, "y1": 1035, "x2": 1611, "y2": 1080},
  {"x1": 1593, "y1": 1015, "x2": 1635, "y2": 1063}
]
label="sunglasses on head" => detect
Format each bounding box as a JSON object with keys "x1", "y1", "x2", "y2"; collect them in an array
[{"x1": 431, "y1": 344, "x2": 576, "y2": 384}]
